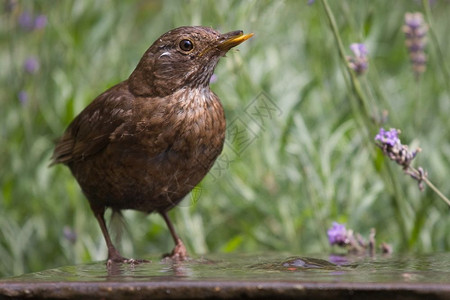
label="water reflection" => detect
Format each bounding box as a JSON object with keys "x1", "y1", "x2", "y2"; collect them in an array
[{"x1": 2, "y1": 253, "x2": 450, "y2": 284}]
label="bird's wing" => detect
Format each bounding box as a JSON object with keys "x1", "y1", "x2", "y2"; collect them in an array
[{"x1": 51, "y1": 82, "x2": 134, "y2": 165}]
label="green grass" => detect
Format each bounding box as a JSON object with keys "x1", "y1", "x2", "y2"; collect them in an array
[{"x1": 1, "y1": 0, "x2": 450, "y2": 277}]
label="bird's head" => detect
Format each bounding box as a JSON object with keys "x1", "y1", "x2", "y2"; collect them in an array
[{"x1": 129, "y1": 26, "x2": 253, "y2": 97}]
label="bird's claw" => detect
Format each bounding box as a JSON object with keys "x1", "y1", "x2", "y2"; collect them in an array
[
  {"x1": 106, "y1": 257, "x2": 150, "y2": 267},
  {"x1": 162, "y1": 239, "x2": 189, "y2": 262}
]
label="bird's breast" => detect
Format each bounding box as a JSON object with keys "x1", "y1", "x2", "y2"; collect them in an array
[
  {"x1": 170, "y1": 87, "x2": 226, "y2": 156},
  {"x1": 131, "y1": 87, "x2": 226, "y2": 162}
]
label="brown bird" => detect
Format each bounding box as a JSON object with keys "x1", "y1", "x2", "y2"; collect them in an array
[{"x1": 51, "y1": 26, "x2": 253, "y2": 264}]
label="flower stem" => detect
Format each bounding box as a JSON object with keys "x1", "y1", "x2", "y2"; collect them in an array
[
  {"x1": 407, "y1": 166, "x2": 450, "y2": 207},
  {"x1": 320, "y1": 0, "x2": 374, "y2": 131},
  {"x1": 423, "y1": 177, "x2": 450, "y2": 207},
  {"x1": 320, "y1": 0, "x2": 409, "y2": 245},
  {"x1": 422, "y1": 0, "x2": 450, "y2": 94}
]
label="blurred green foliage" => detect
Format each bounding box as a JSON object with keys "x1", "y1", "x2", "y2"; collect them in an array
[{"x1": 1, "y1": 0, "x2": 450, "y2": 277}]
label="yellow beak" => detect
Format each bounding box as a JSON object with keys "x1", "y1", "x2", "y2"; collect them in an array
[{"x1": 218, "y1": 31, "x2": 254, "y2": 51}]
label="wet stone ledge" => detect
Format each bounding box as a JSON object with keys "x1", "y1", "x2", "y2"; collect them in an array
[{"x1": 1, "y1": 253, "x2": 450, "y2": 299}]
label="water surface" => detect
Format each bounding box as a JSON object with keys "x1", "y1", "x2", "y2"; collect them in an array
[{"x1": 4, "y1": 252, "x2": 450, "y2": 284}]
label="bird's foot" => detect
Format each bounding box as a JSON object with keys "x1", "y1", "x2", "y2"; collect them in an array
[
  {"x1": 106, "y1": 250, "x2": 150, "y2": 267},
  {"x1": 162, "y1": 238, "x2": 189, "y2": 261},
  {"x1": 106, "y1": 257, "x2": 150, "y2": 268},
  {"x1": 109, "y1": 258, "x2": 149, "y2": 266}
]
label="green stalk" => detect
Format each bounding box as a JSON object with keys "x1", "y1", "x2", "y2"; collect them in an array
[
  {"x1": 320, "y1": 0, "x2": 409, "y2": 244},
  {"x1": 320, "y1": 0, "x2": 374, "y2": 131},
  {"x1": 422, "y1": 0, "x2": 450, "y2": 94},
  {"x1": 423, "y1": 178, "x2": 450, "y2": 207}
]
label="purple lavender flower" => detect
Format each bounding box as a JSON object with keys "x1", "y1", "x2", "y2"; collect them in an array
[
  {"x1": 34, "y1": 15, "x2": 47, "y2": 30},
  {"x1": 375, "y1": 127, "x2": 426, "y2": 190},
  {"x1": 327, "y1": 222, "x2": 348, "y2": 246},
  {"x1": 24, "y1": 56, "x2": 40, "y2": 74},
  {"x1": 18, "y1": 90, "x2": 28, "y2": 105},
  {"x1": 63, "y1": 226, "x2": 77, "y2": 244},
  {"x1": 347, "y1": 43, "x2": 368, "y2": 75},
  {"x1": 18, "y1": 11, "x2": 47, "y2": 31},
  {"x1": 403, "y1": 12, "x2": 428, "y2": 79},
  {"x1": 405, "y1": 14, "x2": 422, "y2": 29},
  {"x1": 209, "y1": 74, "x2": 218, "y2": 84},
  {"x1": 350, "y1": 43, "x2": 368, "y2": 58},
  {"x1": 307, "y1": 0, "x2": 315, "y2": 5},
  {"x1": 374, "y1": 128, "x2": 400, "y2": 147},
  {"x1": 18, "y1": 11, "x2": 34, "y2": 30}
]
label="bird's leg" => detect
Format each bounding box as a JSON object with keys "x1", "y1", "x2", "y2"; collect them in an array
[
  {"x1": 161, "y1": 211, "x2": 188, "y2": 260},
  {"x1": 91, "y1": 206, "x2": 147, "y2": 265},
  {"x1": 92, "y1": 207, "x2": 127, "y2": 263}
]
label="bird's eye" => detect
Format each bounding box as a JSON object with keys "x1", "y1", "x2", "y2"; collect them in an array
[{"x1": 179, "y1": 39, "x2": 194, "y2": 52}]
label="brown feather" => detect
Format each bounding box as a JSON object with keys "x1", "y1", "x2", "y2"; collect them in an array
[{"x1": 50, "y1": 26, "x2": 252, "y2": 262}]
